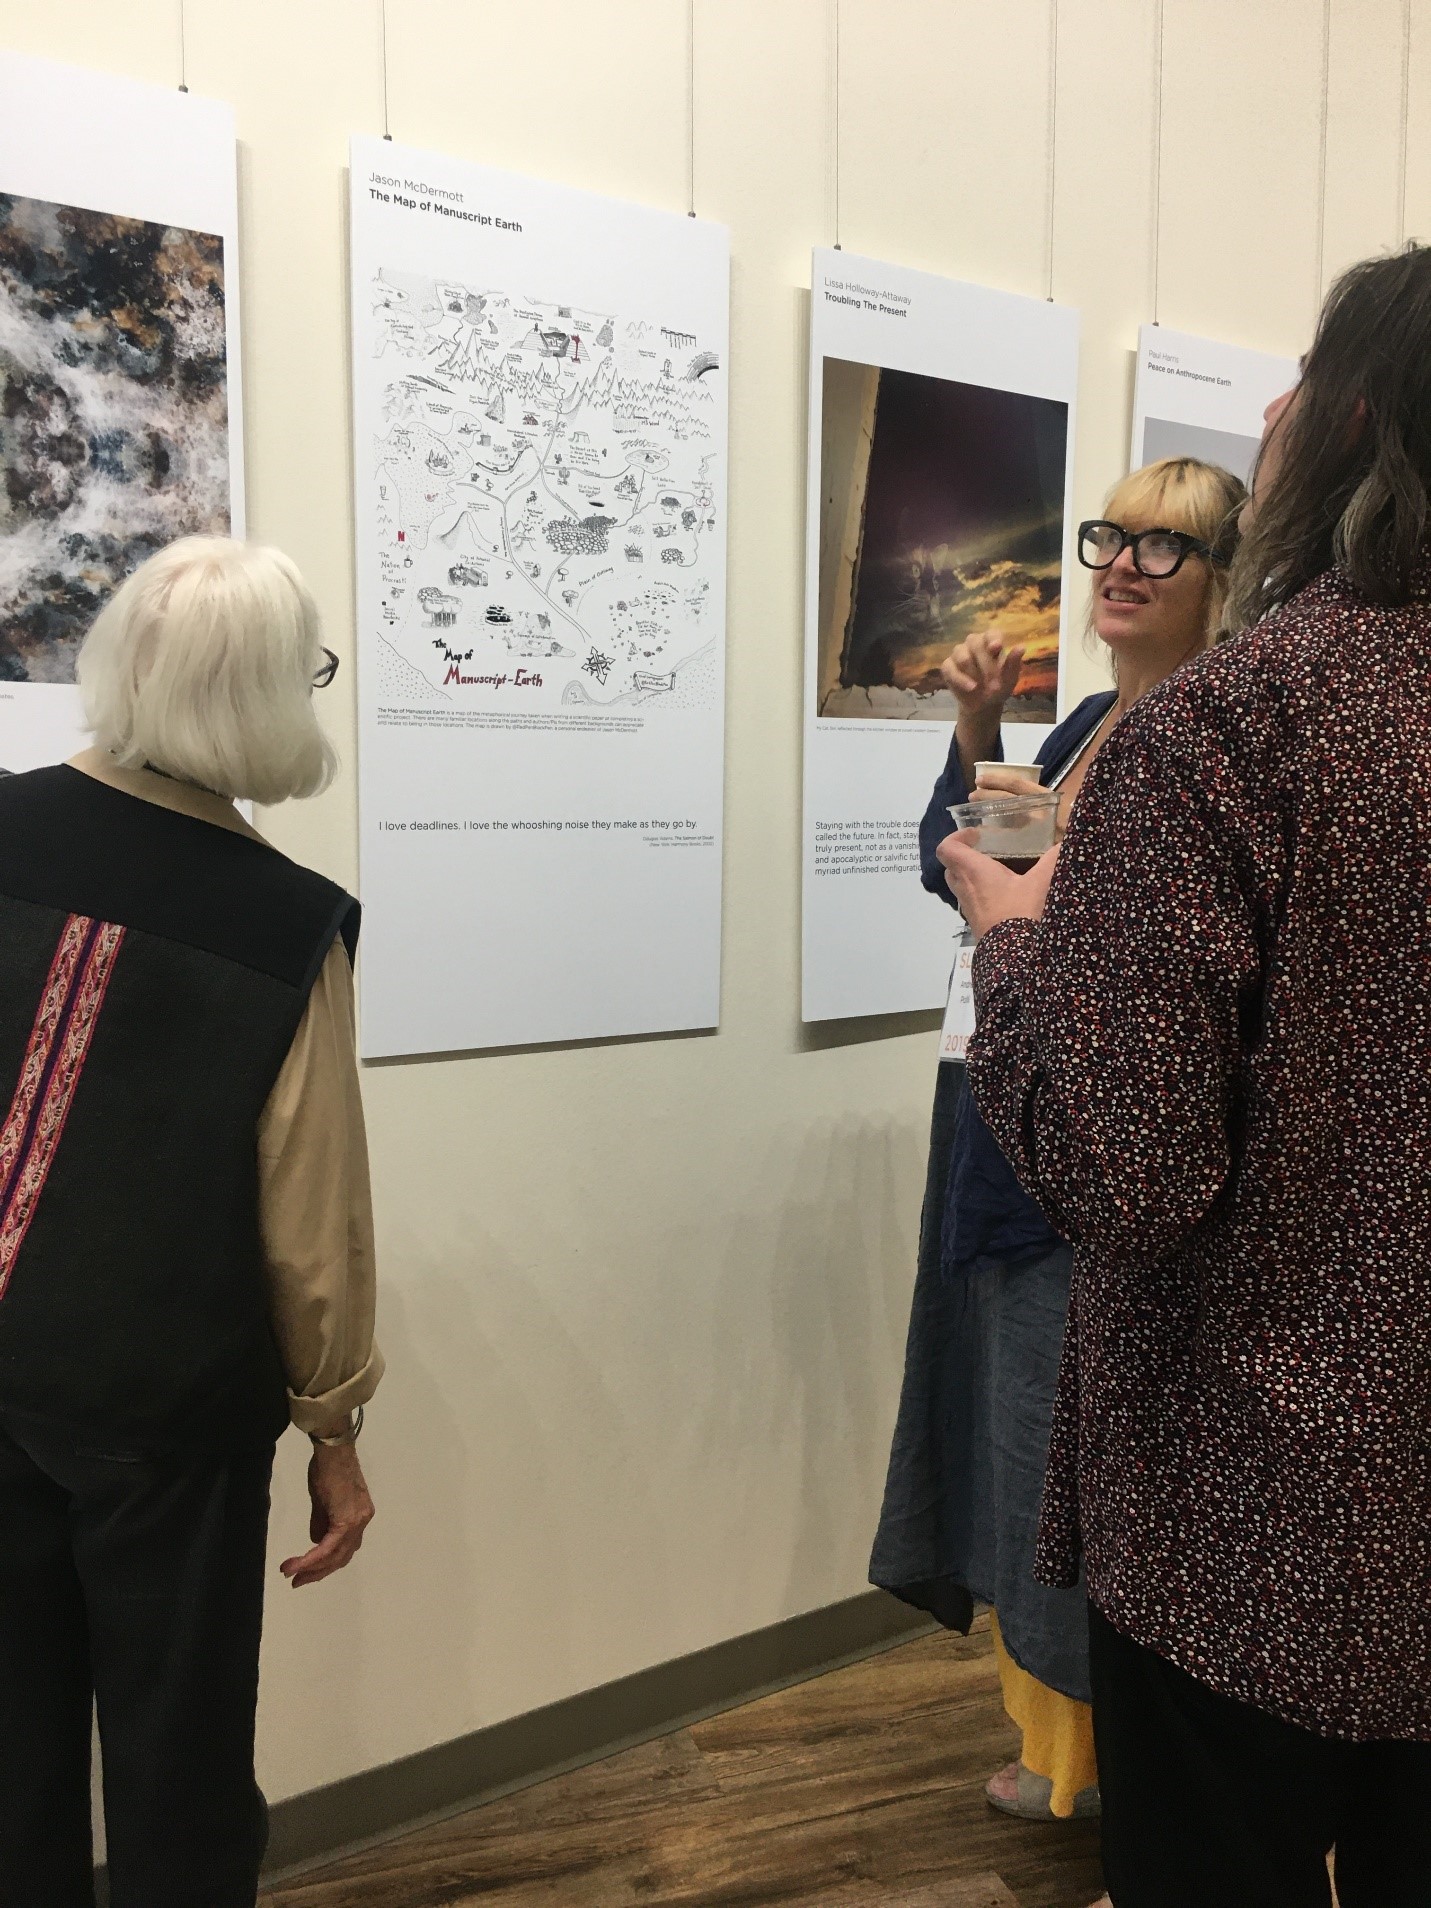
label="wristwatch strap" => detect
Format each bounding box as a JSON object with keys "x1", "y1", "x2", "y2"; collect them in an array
[{"x1": 309, "y1": 1405, "x2": 364, "y2": 1448}]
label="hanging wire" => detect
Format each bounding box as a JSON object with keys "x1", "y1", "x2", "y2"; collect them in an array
[
  {"x1": 1149, "y1": 0, "x2": 1165, "y2": 322},
  {"x1": 687, "y1": 0, "x2": 697, "y2": 216},
  {"x1": 177, "y1": 0, "x2": 188, "y2": 92},
  {"x1": 1043, "y1": 0, "x2": 1060, "y2": 299},
  {"x1": 380, "y1": 0, "x2": 393, "y2": 140},
  {"x1": 1397, "y1": 0, "x2": 1413, "y2": 244},
  {"x1": 832, "y1": 0, "x2": 842, "y2": 249},
  {"x1": 1311, "y1": 0, "x2": 1333, "y2": 314}
]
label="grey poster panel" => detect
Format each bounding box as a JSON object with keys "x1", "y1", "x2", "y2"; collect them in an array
[{"x1": 1139, "y1": 415, "x2": 1263, "y2": 488}]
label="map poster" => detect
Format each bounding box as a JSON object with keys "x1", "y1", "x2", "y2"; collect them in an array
[
  {"x1": 1130, "y1": 325, "x2": 1297, "y2": 489},
  {"x1": 802, "y1": 249, "x2": 1078, "y2": 1023},
  {"x1": 349, "y1": 136, "x2": 729, "y2": 1059},
  {"x1": 0, "y1": 54, "x2": 243, "y2": 775}
]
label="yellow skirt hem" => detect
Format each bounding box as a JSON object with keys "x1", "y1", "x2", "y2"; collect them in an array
[{"x1": 989, "y1": 1609, "x2": 1098, "y2": 1819}]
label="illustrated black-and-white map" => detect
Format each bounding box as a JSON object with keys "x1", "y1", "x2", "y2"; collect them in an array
[
  {"x1": 367, "y1": 268, "x2": 721, "y2": 712},
  {"x1": 350, "y1": 137, "x2": 729, "y2": 1057}
]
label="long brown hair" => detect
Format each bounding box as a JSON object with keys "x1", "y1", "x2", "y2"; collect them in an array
[{"x1": 1226, "y1": 244, "x2": 1431, "y2": 633}]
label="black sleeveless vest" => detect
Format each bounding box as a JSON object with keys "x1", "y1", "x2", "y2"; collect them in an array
[{"x1": 0, "y1": 766, "x2": 360, "y2": 1452}]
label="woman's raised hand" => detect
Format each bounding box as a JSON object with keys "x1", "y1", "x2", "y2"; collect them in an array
[
  {"x1": 945, "y1": 630, "x2": 1027, "y2": 786},
  {"x1": 941, "y1": 629, "x2": 1027, "y2": 721}
]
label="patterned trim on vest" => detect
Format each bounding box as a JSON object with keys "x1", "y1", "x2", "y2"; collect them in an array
[{"x1": 0, "y1": 914, "x2": 126, "y2": 1299}]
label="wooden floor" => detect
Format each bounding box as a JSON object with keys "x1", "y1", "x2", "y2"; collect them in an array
[{"x1": 262, "y1": 1625, "x2": 1105, "y2": 1908}]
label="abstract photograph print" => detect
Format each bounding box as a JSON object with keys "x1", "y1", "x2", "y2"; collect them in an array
[
  {"x1": 816, "y1": 357, "x2": 1066, "y2": 722},
  {"x1": 0, "y1": 192, "x2": 230, "y2": 684}
]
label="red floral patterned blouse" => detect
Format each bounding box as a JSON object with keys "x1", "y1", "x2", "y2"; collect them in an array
[{"x1": 969, "y1": 561, "x2": 1431, "y2": 1741}]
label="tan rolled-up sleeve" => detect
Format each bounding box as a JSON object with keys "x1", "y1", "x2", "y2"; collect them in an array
[{"x1": 257, "y1": 937, "x2": 384, "y2": 1435}]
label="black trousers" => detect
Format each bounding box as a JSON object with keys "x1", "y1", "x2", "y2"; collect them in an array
[
  {"x1": 0, "y1": 1412, "x2": 274, "y2": 1908},
  {"x1": 1089, "y1": 1601, "x2": 1431, "y2": 1908}
]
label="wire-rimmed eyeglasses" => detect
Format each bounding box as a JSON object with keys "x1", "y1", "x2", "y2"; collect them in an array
[
  {"x1": 313, "y1": 647, "x2": 340, "y2": 689},
  {"x1": 1077, "y1": 520, "x2": 1219, "y2": 579}
]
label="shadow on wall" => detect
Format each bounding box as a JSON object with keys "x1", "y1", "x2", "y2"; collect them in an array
[
  {"x1": 260, "y1": 1273, "x2": 484, "y2": 1784},
  {"x1": 797, "y1": 1008, "x2": 943, "y2": 1053},
  {"x1": 704, "y1": 1108, "x2": 924, "y2": 1623},
  {"x1": 258, "y1": 1095, "x2": 924, "y2": 1797}
]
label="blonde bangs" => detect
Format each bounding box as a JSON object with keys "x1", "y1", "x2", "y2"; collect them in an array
[
  {"x1": 1103, "y1": 458, "x2": 1244, "y2": 547},
  {"x1": 1093, "y1": 457, "x2": 1248, "y2": 645}
]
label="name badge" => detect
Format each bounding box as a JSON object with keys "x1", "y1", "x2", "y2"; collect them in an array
[{"x1": 939, "y1": 936, "x2": 975, "y2": 1062}]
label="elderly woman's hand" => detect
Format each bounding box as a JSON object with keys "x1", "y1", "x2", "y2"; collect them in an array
[
  {"x1": 938, "y1": 835, "x2": 1061, "y2": 941},
  {"x1": 280, "y1": 1443, "x2": 375, "y2": 1588}
]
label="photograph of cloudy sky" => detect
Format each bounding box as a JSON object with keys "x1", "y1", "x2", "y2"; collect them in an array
[{"x1": 816, "y1": 357, "x2": 1067, "y2": 721}]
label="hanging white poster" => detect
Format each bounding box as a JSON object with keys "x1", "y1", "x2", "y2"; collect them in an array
[
  {"x1": 0, "y1": 53, "x2": 243, "y2": 775},
  {"x1": 802, "y1": 249, "x2": 1079, "y2": 1023},
  {"x1": 1130, "y1": 324, "x2": 1297, "y2": 487},
  {"x1": 349, "y1": 137, "x2": 729, "y2": 1058}
]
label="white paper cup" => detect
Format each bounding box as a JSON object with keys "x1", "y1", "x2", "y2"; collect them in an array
[{"x1": 974, "y1": 760, "x2": 1040, "y2": 788}]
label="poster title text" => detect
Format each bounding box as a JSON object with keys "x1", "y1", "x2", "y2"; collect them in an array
[
  {"x1": 1146, "y1": 351, "x2": 1231, "y2": 388},
  {"x1": 823, "y1": 278, "x2": 910, "y2": 320},
  {"x1": 368, "y1": 176, "x2": 523, "y2": 230}
]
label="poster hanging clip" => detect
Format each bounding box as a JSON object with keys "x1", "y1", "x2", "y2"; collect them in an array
[
  {"x1": 831, "y1": 0, "x2": 842, "y2": 249},
  {"x1": 687, "y1": 0, "x2": 697, "y2": 215},
  {"x1": 380, "y1": 0, "x2": 393, "y2": 140},
  {"x1": 1044, "y1": 0, "x2": 1059, "y2": 300},
  {"x1": 1149, "y1": 0, "x2": 1164, "y2": 324}
]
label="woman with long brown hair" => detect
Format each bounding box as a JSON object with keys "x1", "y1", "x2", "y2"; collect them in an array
[{"x1": 943, "y1": 246, "x2": 1431, "y2": 1905}]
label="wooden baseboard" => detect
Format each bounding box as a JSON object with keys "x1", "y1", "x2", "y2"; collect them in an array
[
  {"x1": 93, "y1": 1586, "x2": 933, "y2": 1899},
  {"x1": 261, "y1": 1588, "x2": 933, "y2": 1880}
]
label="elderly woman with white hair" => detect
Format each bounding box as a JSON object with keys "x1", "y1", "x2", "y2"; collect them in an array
[{"x1": 0, "y1": 537, "x2": 381, "y2": 1906}]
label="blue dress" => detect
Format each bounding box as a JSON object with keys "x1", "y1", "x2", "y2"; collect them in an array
[{"x1": 868, "y1": 691, "x2": 1116, "y2": 1702}]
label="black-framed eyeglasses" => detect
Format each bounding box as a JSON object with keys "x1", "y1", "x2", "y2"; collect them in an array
[
  {"x1": 1077, "y1": 520, "x2": 1219, "y2": 579},
  {"x1": 313, "y1": 647, "x2": 340, "y2": 689}
]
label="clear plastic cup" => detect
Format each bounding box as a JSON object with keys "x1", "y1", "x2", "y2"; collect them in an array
[{"x1": 948, "y1": 791, "x2": 1060, "y2": 862}]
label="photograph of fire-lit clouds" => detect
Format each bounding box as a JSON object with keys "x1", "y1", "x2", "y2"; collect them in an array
[{"x1": 815, "y1": 355, "x2": 1067, "y2": 723}]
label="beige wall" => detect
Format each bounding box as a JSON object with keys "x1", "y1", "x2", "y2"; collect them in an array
[{"x1": 3, "y1": 0, "x2": 1425, "y2": 1806}]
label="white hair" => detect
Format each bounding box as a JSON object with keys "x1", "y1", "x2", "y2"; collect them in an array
[{"x1": 77, "y1": 536, "x2": 338, "y2": 806}]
